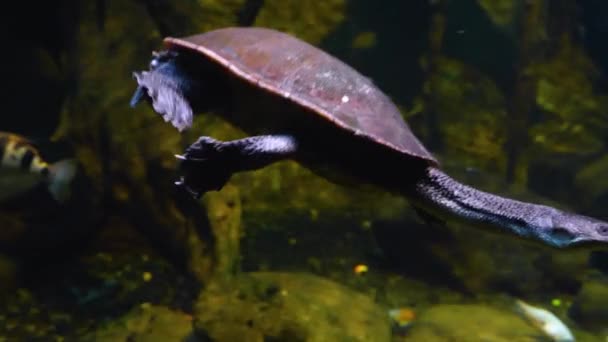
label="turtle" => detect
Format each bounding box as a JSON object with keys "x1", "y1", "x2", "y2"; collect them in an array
[{"x1": 130, "y1": 27, "x2": 608, "y2": 248}]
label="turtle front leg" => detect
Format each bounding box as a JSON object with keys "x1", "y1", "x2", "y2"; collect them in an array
[{"x1": 175, "y1": 134, "x2": 298, "y2": 198}]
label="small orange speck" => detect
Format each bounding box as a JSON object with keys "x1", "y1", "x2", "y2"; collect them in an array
[
  {"x1": 142, "y1": 272, "x2": 152, "y2": 282},
  {"x1": 397, "y1": 308, "x2": 415, "y2": 321},
  {"x1": 389, "y1": 308, "x2": 416, "y2": 326},
  {"x1": 354, "y1": 264, "x2": 368, "y2": 275}
]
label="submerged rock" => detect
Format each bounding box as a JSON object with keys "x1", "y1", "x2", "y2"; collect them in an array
[
  {"x1": 193, "y1": 272, "x2": 391, "y2": 342},
  {"x1": 81, "y1": 303, "x2": 194, "y2": 342},
  {"x1": 574, "y1": 155, "x2": 608, "y2": 210},
  {"x1": 569, "y1": 278, "x2": 608, "y2": 332},
  {"x1": 405, "y1": 303, "x2": 540, "y2": 341}
]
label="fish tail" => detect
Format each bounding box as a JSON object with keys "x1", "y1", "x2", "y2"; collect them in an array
[
  {"x1": 513, "y1": 299, "x2": 526, "y2": 312},
  {"x1": 513, "y1": 299, "x2": 535, "y2": 323},
  {"x1": 47, "y1": 159, "x2": 78, "y2": 203}
]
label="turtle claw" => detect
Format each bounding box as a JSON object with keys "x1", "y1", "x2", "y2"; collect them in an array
[
  {"x1": 173, "y1": 136, "x2": 233, "y2": 199},
  {"x1": 175, "y1": 153, "x2": 206, "y2": 162},
  {"x1": 175, "y1": 177, "x2": 203, "y2": 199}
]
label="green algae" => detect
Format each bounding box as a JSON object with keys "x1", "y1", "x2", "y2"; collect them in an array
[
  {"x1": 82, "y1": 304, "x2": 194, "y2": 342},
  {"x1": 194, "y1": 272, "x2": 390, "y2": 341},
  {"x1": 406, "y1": 303, "x2": 539, "y2": 341},
  {"x1": 254, "y1": 0, "x2": 346, "y2": 44},
  {"x1": 202, "y1": 184, "x2": 243, "y2": 284},
  {"x1": 0, "y1": 244, "x2": 198, "y2": 341},
  {"x1": 422, "y1": 56, "x2": 508, "y2": 172},
  {"x1": 477, "y1": 0, "x2": 521, "y2": 29},
  {"x1": 530, "y1": 38, "x2": 608, "y2": 156},
  {"x1": 574, "y1": 155, "x2": 608, "y2": 207},
  {"x1": 351, "y1": 31, "x2": 377, "y2": 50}
]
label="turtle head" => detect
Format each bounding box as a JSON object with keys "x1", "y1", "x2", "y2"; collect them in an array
[{"x1": 534, "y1": 208, "x2": 608, "y2": 248}]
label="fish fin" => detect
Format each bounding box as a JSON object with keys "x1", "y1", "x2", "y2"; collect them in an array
[
  {"x1": 5, "y1": 133, "x2": 40, "y2": 147},
  {"x1": 47, "y1": 159, "x2": 78, "y2": 203},
  {"x1": 412, "y1": 205, "x2": 445, "y2": 227}
]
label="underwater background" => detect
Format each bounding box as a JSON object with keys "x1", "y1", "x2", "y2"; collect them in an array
[{"x1": 0, "y1": 0, "x2": 607, "y2": 340}]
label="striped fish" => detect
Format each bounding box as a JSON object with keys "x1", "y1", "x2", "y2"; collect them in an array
[{"x1": 0, "y1": 132, "x2": 76, "y2": 203}]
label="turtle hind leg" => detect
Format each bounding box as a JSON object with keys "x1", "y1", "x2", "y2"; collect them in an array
[{"x1": 175, "y1": 134, "x2": 298, "y2": 198}]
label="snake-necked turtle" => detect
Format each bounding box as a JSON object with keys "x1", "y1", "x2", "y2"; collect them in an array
[{"x1": 130, "y1": 27, "x2": 608, "y2": 248}]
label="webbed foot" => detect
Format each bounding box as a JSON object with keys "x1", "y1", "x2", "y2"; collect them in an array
[{"x1": 174, "y1": 136, "x2": 233, "y2": 198}]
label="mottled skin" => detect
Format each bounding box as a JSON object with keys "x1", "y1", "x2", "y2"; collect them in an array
[
  {"x1": 131, "y1": 29, "x2": 608, "y2": 249},
  {"x1": 415, "y1": 168, "x2": 608, "y2": 247}
]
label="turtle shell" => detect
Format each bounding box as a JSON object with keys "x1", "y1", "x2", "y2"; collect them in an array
[{"x1": 163, "y1": 27, "x2": 437, "y2": 165}]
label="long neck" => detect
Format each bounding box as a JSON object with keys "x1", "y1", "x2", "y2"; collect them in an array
[{"x1": 409, "y1": 166, "x2": 555, "y2": 240}]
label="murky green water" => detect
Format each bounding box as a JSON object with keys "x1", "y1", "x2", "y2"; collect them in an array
[{"x1": 0, "y1": 0, "x2": 607, "y2": 341}]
